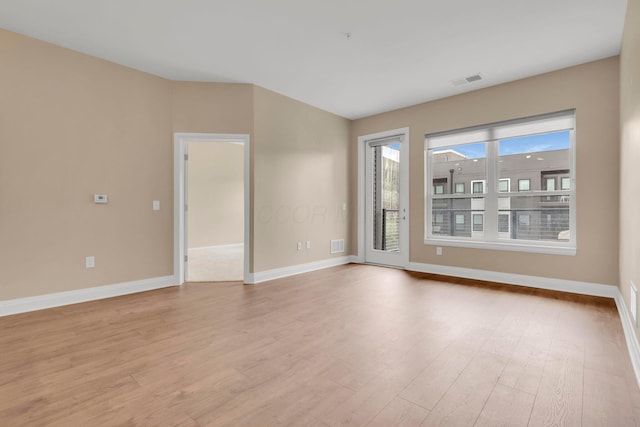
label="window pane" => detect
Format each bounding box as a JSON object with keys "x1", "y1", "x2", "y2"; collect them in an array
[
  {"x1": 472, "y1": 181, "x2": 484, "y2": 194},
  {"x1": 498, "y1": 213, "x2": 510, "y2": 233},
  {"x1": 472, "y1": 214, "x2": 483, "y2": 231},
  {"x1": 561, "y1": 177, "x2": 571, "y2": 190},
  {"x1": 499, "y1": 179, "x2": 510, "y2": 192},
  {"x1": 546, "y1": 178, "x2": 555, "y2": 191},
  {"x1": 432, "y1": 178, "x2": 447, "y2": 195},
  {"x1": 498, "y1": 196, "x2": 570, "y2": 242},
  {"x1": 455, "y1": 213, "x2": 465, "y2": 232},
  {"x1": 455, "y1": 183, "x2": 465, "y2": 193},
  {"x1": 518, "y1": 179, "x2": 530, "y2": 191},
  {"x1": 372, "y1": 144, "x2": 400, "y2": 252}
]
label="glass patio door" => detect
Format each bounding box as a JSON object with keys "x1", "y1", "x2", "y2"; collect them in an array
[{"x1": 364, "y1": 133, "x2": 408, "y2": 267}]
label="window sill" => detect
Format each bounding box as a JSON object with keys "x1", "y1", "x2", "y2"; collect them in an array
[{"x1": 424, "y1": 238, "x2": 576, "y2": 256}]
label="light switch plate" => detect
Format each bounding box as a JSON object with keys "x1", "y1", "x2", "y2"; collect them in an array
[
  {"x1": 153, "y1": 200, "x2": 160, "y2": 211},
  {"x1": 94, "y1": 194, "x2": 108, "y2": 204},
  {"x1": 85, "y1": 256, "x2": 95, "y2": 269}
]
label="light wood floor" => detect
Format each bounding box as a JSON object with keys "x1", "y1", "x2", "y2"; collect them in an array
[{"x1": 2, "y1": 264, "x2": 640, "y2": 426}]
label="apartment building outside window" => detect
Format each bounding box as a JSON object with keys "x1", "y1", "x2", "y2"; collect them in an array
[{"x1": 425, "y1": 110, "x2": 576, "y2": 255}]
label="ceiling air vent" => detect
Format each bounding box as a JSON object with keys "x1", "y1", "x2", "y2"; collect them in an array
[
  {"x1": 465, "y1": 74, "x2": 482, "y2": 83},
  {"x1": 451, "y1": 73, "x2": 483, "y2": 87}
]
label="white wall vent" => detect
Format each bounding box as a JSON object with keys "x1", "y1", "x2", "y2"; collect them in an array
[{"x1": 330, "y1": 239, "x2": 345, "y2": 254}]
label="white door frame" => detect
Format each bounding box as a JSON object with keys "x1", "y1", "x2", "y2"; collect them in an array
[
  {"x1": 174, "y1": 133, "x2": 251, "y2": 284},
  {"x1": 357, "y1": 127, "x2": 410, "y2": 268}
]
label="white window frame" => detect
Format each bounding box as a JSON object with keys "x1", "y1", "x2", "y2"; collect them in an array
[
  {"x1": 518, "y1": 178, "x2": 531, "y2": 192},
  {"x1": 498, "y1": 178, "x2": 510, "y2": 193},
  {"x1": 425, "y1": 110, "x2": 576, "y2": 255},
  {"x1": 471, "y1": 180, "x2": 486, "y2": 194}
]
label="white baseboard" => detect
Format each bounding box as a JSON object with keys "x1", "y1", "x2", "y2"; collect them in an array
[
  {"x1": 614, "y1": 292, "x2": 640, "y2": 388},
  {"x1": 407, "y1": 262, "x2": 618, "y2": 298},
  {"x1": 407, "y1": 261, "x2": 640, "y2": 387},
  {"x1": 246, "y1": 256, "x2": 357, "y2": 284},
  {"x1": 0, "y1": 275, "x2": 177, "y2": 317}
]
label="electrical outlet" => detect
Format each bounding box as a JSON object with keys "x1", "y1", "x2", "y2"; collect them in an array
[
  {"x1": 85, "y1": 256, "x2": 95, "y2": 269},
  {"x1": 436, "y1": 247, "x2": 443, "y2": 256},
  {"x1": 297, "y1": 242, "x2": 302, "y2": 251}
]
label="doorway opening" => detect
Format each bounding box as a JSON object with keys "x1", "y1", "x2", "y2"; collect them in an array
[{"x1": 174, "y1": 133, "x2": 250, "y2": 284}]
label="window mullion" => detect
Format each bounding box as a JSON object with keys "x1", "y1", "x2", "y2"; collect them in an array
[
  {"x1": 485, "y1": 135, "x2": 498, "y2": 241},
  {"x1": 425, "y1": 148, "x2": 433, "y2": 239}
]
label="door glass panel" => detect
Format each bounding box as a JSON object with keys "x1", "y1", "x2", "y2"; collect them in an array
[{"x1": 371, "y1": 143, "x2": 400, "y2": 252}]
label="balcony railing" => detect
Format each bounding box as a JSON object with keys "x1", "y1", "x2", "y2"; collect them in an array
[
  {"x1": 382, "y1": 208, "x2": 400, "y2": 251},
  {"x1": 431, "y1": 207, "x2": 569, "y2": 241},
  {"x1": 540, "y1": 195, "x2": 570, "y2": 204}
]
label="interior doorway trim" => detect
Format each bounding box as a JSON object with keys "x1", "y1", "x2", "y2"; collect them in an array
[
  {"x1": 357, "y1": 127, "x2": 410, "y2": 267},
  {"x1": 174, "y1": 133, "x2": 251, "y2": 284}
]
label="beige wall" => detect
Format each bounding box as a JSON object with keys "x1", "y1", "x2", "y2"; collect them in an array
[
  {"x1": 0, "y1": 28, "x2": 351, "y2": 301},
  {"x1": 253, "y1": 86, "x2": 351, "y2": 271},
  {"x1": 172, "y1": 82, "x2": 254, "y2": 134},
  {"x1": 187, "y1": 142, "x2": 244, "y2": 248},
  {"x1": 0, "y1": 24, "x2": 626, "y2": 302},
  {"x1": 351, "y1": 57, "x2": 620, "y2": 286},
  {"x1": 620, "y1": 0, "x2": 640, "y2": 335},
  {"x1": 0, "y1": 29, "x2": 174, "y2": 300}
]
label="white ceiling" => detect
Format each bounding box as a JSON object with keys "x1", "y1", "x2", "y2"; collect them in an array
[{"x1": 0, "y1": 0, "x2": 628, "y2": 119}]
